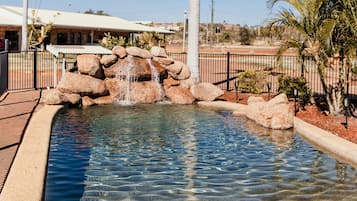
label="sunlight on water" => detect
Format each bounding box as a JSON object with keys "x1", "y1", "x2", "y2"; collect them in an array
[{"x1": 45, "y1": 105, "x2": 357, "y2": 201}]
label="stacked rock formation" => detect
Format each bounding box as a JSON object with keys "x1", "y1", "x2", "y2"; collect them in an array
[{"x1": 42, "y1": 46, "x2": 224, "y2": 106}]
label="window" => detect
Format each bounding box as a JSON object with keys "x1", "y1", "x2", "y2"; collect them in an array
[{"x1": 57, "y1": 33, "x2": 67, "y2": 45}]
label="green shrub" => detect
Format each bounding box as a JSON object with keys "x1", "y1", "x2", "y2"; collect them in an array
[
  {"x1": 100, "y1": 32, "x2": 128, "y2": 50},
  {"x1": 237, "y1": 70, "x2": 268, "y2": 94},
  {"x1": 278, "y1": 75, "x2": 311, "y2": 105}
]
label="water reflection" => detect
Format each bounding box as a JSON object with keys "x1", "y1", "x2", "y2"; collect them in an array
[
  {"x1": 237, "y1": 116, "x2": 294, "y2": 148},
  {"x1": 46, "y1": 105, "x2": 357, "y2": 201}
]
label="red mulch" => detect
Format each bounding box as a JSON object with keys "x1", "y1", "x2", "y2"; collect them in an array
[{"x1": 221, "y1": 92, "x2": 357, "y2": 144}]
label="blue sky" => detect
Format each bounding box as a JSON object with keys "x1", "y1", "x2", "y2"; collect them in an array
[{"x1": 0, "y1": 0, "x2": 281, "y2": 26}]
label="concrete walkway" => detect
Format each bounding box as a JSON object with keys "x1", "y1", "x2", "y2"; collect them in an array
[{"x1": 0, "y1": 90, "x2": 41, "y2": 192}]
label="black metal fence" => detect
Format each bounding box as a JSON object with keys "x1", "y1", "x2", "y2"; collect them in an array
[
  {"x1": 0, "y1": 50, "x2": 8, "y2": 96},
  {"x1": 7, "y1": 51, "x2": 60, "y2": 90},
  {"x1": 168, "y1": 52, "x2": 357, "y2": 98},
  {"x1": 1, "y1": 50, "x2": 356, "y2": 99}
]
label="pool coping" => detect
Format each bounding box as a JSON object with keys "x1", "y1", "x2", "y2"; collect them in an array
[
  {"x1": 0, "y1": 105, "x2": 63, "y2": 201},
  {"x1": 1, "y1": 101, "x2": 357, "y2": 201}
]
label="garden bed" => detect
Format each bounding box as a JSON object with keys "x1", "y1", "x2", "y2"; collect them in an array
[{"x1": 222, "y1": 92, "x2": 357, "y2": 144}]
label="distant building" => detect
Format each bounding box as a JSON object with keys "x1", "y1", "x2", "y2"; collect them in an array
[{"x1": 0, "y1": 5, "x2": 172, "y2": 51}]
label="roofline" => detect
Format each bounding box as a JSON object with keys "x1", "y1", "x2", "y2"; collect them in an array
[{"x1": 0, "y1": 5, "x2": 174, "y2": 34}]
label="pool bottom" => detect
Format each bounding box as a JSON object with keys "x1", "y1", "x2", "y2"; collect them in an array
[{"x1": 45, "y1": 105, "x2": 357, "y2": 201}]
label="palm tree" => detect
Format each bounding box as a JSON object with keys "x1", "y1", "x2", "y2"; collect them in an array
[{"x1": 269, "y1": 0, "x2": 343, "y2": 115}]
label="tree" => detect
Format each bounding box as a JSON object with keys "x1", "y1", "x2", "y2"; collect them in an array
[
  {"x1": 239, "y1": 26, "x2": 252, "y2": 45},
  {"x1": 269, "y1": 0, "x2": 343, "y2": 115},
  {"x1": 84, "y1": 9, "x2": 109, "y2": 16}
]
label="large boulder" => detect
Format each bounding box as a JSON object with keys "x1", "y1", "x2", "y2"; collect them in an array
[
  {"x1": 150, "y1": 46, "x2": 168, "y2": 58},
  {"x1": 242, "y1": 94, "x2": 293, "y2": 129},
  {"x1": 57, "y1": 72, "x2": 108, "y2": 97},
  {"x1": 93, "y1": 96, "x2": 114, "y2": 105},
  {"x1": 163, "y1": 77, "x2": 180, "y2": 90},
  {"x1": 82, "y1": 96, "x2": 96, "y2": 107},
  {"x1": 153, "y1": 57, "x2": 174, "y2": 66},
  {"x1": 100, "y1": 54, "x2": 118, "y2": 67},
  {"x1": 105, "y1": 78, "x2": 163, "y2": 104},
  {"x1": 165, "y1": 86, "x2": 195, "y2": 104},
  {"x1": 112, "y1": 46, "x2": 127, "y2": 59},
  {"x1": 82, "y1": 96, "x2": 114, "y2": 106},
  {"x1": 77, "y1": 55, "x2": 103, "y2": 79},
  {"x1": 41, "y1": 89, "x2": 81, "y2": 105},
  {"x1": 190, "y1": 82, "x2": 224, "y2": 101},
  {"x1": 126, "y1": 47, "x2": 152, "y2": 59},
  {"x1": 104, "y1": 56, "x2": 166, "y2": 81}
]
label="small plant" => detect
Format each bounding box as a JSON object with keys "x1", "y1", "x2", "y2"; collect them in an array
[
  {"x1": 237, "y1": 70, "x2": 268, "y2": 94},
  {"x1": 278, "y1": 75, "x2": 311, "y2": 106},
  {"x1": 100, "y1": 32, "x2": 128, "y2": 50}
]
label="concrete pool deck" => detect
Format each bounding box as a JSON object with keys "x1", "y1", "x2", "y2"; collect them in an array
[
  {"x1": 0, "y1": 90, "x2": 41, "y2": 192},
  {"x1": 0, "y1": 97, "x2": 356, "y2": 200}
]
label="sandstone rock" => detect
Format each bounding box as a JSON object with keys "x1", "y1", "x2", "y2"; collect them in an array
[
  {"x1": 245, "y1": 93, "x2": 293, "y2": 129},
  {"x1": 57, "y1": 72, "x2": 108, "y2": 97},
  {"x1": 179, "y1": 78, "x2": 196, "y2": 89},
  {"x1": 190, "y1": 82, "x2": 224, "y2": 101},
  {"x1": 176, "y1": 62, "x2": 191, "y2": 80},
  {"x1": 163, "y1": 77, "x2": 180, "y2": 90},
  {"x1": 112, "y1": 46, "x2": 127, "y2": 58},
  {"x1": 153, "y1": 57, "x2": 175, "y2": 66},
  {"x1": 126, "y1": 46, "x2": 152, "y2": 59},
  {"x1": 93, "y1": 96, "x2": 114, "y2": 105},
  {"x1": 105, "y1": 78, "x2": 163, "y2": 104},
  {"x1": 150, "y1": 46, "x2": 168, "y2": 58},
  {"x1": 41, "y1": 89, "x2": 65, "y2": 105},
  {"x1": 77, "y1": 55, "x2": 103, "y2": 79},
  {"x1": 100, "y1": 54, "x2": 118, "y2": 67},
  {"x1": 64, "y1": 93, "x2": 82, "y2": 105},
  {"x1": 82, "y1": 96, "x2": 95, "y2": 107},
  {"x1": 165, "y1": 86, "x2": 195, "y2": 104},
  {"x1": 266, "y1": 93, "x2": 289, "y2": 107},
  {"x1": 165, "y1": 61, "x2": 184, "y2": 77},
  {"x1": 247, "y1": 96, "x2": 265, "y2": 105},
  {"x1": 41, "y1": 89, "x2": 81, "y2": 105},
  {"x1": 104, "y1": 56, "x2": 166, "y2": 81}
]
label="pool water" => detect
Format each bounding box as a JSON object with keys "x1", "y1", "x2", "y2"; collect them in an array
[{"x1": 45, "y1": 105, "x2": 357, "y2": 201}]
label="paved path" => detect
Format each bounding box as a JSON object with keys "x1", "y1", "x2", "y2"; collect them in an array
[{"x1": 0, "y1": 90, "x2": 40, "y2": 192}]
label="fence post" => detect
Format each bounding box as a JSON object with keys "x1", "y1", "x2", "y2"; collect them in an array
[
  {"x1": 5, "y1": 39, "x2": 9, "y2": 91},
  {"x1": 301, "y1": 55, "x2": 305, "y2": 77},
  {"x1": 33, "y1": 49, "x2": 37, "y2": 90},
  {"x1": 226, "y1": 52, "x2": 230, "y2": 91}
]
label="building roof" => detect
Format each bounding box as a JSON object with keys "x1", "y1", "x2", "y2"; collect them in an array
[
  {"x1": 0, "y1": 5, "x2": 173, "y2": 34},
  {"x1": 46, "y1": 45, "x2": 112, "y2": 57}
]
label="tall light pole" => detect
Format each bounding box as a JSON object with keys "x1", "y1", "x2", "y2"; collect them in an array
[
  {"x1": 210, "y1": 0, "x2": 214, "y2": 47},
  {"x1": 187, "y1": 0, "x2": 200, "y2": 83},
  {"x1": 21, "y1": 0, "x2": 28, "y2": 51},
  {"x1": 182, "y1": 10, "x2": 188, "y2": 52}
]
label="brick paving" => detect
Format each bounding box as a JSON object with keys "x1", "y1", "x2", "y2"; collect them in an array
[{"x1": 0, "y1": 90, "x2": 40, "y2": 192}]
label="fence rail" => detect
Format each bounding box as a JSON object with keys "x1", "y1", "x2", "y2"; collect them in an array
[{"x1": 168, "y1": 52, "x2": 357, "y2": 98}]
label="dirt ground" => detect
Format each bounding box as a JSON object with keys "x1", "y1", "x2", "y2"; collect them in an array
[{"x1": 221, "y1": 92, "x2": 357, "y2": 144}]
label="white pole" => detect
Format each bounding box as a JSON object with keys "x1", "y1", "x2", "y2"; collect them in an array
[
  {"x1": 187, "y1": 0, "x2": 200, "y2": 83},
  {"x1": 53, "y1": 57, "x2": 57, "y2": 87},
  {"x1": 21, "y1": 0, "x2": 28, "y2": 51},
  {"x1": 182, "y1": 10, "x2": 187, "y2": 52}
]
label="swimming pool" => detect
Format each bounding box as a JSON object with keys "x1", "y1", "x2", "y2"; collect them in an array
[{"x1": 45, "y1": 105, "x2": 357, "y2": 201}]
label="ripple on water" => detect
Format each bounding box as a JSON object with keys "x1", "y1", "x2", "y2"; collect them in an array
[{"x1": 45, "y1": 105, "x2": 357, "y2": 201}]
